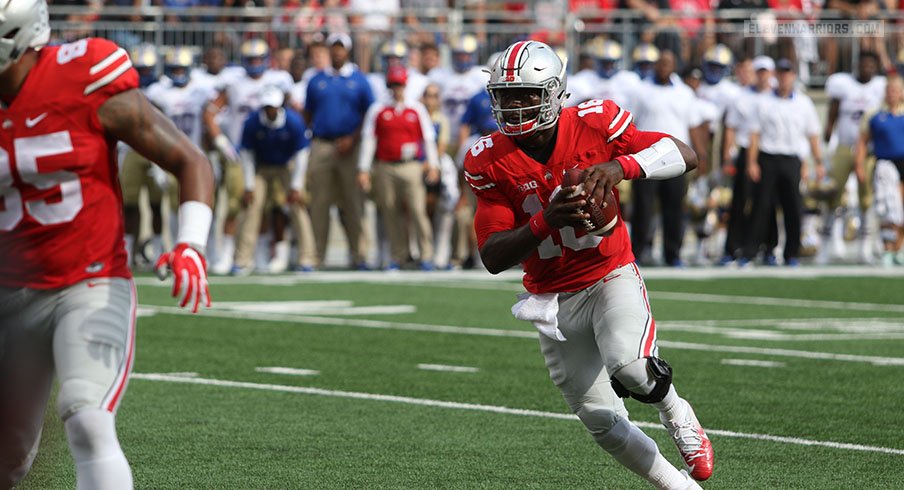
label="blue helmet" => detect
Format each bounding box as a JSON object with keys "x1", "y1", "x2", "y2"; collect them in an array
[
  {"x1": 703, "y1": 44, "x2": 733, "y2": 85},
  {"x1": 241, "y1": 39, "x2": 269, "y2": 78},
  {"x1": 130, "y1": 44, "x2": 159, "y2": 88},
  {"x1": 632, "y1": 43, "x2": 659, "y2": 80},
  {"x1": 450, "y1": 34, "x2": 478, "y2": 73},
  {"x1": 164, "y1": 46, "x2": 194, "y2": 88}
]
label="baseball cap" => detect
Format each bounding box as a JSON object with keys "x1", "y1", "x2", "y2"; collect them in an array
[
  {"x1": 775, "y1": 58, "x2": 794, "y2": 72},
  {"x1": 259, "y1": 85, "x2": 284, "y2": 108},
  {"x1": 752, "y1": 55, "x2": 775, "y2": 72},
  {"x1": 386, "y1": 65, "x2": 408, "y2": 86},
  {"x1": 326, "y1": 32, "x2": 352, "y2": 50}
]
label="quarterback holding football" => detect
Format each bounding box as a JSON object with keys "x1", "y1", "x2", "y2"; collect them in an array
[
  {"x1": 0, "y1": 1, "x2": 214, "y2": 488},
  {"x1": 465, "y1": 40, "x2": 713, "y2": 489}
]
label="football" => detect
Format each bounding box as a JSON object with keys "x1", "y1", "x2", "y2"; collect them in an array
[{"x1": 561, "y1": 167, "x2": 619, "y2": 236}]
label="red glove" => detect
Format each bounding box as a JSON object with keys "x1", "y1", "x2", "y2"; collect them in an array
[{"x1": 155, "y1": 243, "x2": 211, "y2": 313}]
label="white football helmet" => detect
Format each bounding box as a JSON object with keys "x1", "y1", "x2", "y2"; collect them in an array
[
  {"x1": 0, "y1": 0, "x2": 50, "y2": 73},
  {"x1": 487, "y1": 40, "x2": 567, "y2": 136}
]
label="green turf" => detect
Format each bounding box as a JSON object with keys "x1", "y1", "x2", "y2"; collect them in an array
[{"x1": 17, "y1": 274, "x2": 904, "y2": 489}]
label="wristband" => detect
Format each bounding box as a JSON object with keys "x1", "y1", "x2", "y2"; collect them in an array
[
  {"x1": 615, "y1": 155, "x2": 642, "y2": 180},
  {"x1": 529, "y1": 211, "x2": 554, "y2": 240},
  {"x1": 176, "y1": 201, "x2": 213, "y2": 251}
]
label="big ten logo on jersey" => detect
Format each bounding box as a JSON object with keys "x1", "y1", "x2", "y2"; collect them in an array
[
  {"x1": 0, "y1": 131, "x2": 81, "y2": 230},
  {"x1": 469, "y1": 135, "x2": 493, "y2": 157},
  {"x1": 57, "y1": 39, "x2": 89, "y2": 65},
  {"x1": 517, "y1": 180, "x2": 538, "y2": 193}
]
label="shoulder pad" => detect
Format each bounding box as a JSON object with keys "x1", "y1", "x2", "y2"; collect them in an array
[
  {"x1": 571, "y1": 99, "x2": 633, "y2": 141},
  {"x1": 58, "y1": 38, "x2": 137, "y2": 98},
  {"x1": 825, "y1": 73, "x2": 851, "y2": 99}
]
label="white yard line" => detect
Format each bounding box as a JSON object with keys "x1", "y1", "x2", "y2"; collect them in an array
[
  {"x1": 255, "y1": 367, "x2": 320, "y2": 376},
  {"x1": 132, "y1": 373, "x2": 904, "y2": 456},
  {"x1": 417, "y1": 364, "x2": 480, "y2": 373},
  {"x1": 720, "y1": 359, "x2": 786, "y2": 368},
  {"x1": 144, "y1": 305, "x2": 904, "y2": 366},
  {"x1": 131, "y1": 266, "x2": 903, "y2": 288},
  {"x1": 652, "y1": 292, "x2": 904, "y2": 314}
]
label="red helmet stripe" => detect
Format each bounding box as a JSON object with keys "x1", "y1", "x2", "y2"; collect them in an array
[{"x1": 504, "y1": 40, "x2": 529, "y2": 81}]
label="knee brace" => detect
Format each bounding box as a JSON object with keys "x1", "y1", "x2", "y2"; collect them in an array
[{"x1": 611, "y1": 357, "x2": 673, "y2": 404}]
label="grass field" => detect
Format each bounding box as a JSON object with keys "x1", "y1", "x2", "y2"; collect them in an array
[{"x1": 18, "y1": 268, "x2": 904, "y2": 489}]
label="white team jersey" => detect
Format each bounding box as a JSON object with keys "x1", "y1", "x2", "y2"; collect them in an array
[
  {"x1": 225, "y1": 69, "x2": 294, "y2": 144},
  {"x1": 190, "y1": 65, "x2": 246, "y2": 92},
  {"x1": 825, "y1": 73, "x2": 886, "y2": 147},
  {"x1": 597, "y1": 70, "x2": 641, "y2": 109},
  {"x1": 145, "y1": 76, "x2": 217, "y2": 147},
  {"x1": 627, "y1": 79, "x2": 703, "y2": 146},
  {"x1": 565, "y1": 69, "x2": 600, "y2": 107},
  {"x1": 432, "y1": 66, "x2": 488, "y2": 139},
  {"x1": 366, "y1": 67, "x2": 430, "y2": 104},
  {"x1": 697, "y1": 79, "x2": 742, "y2": 132},
  {"x1": 191, "y1": 65, "x2": 245, "y2": 132}
]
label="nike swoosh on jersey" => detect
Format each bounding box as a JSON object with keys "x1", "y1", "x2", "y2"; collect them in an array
[{"x1": 25, "y1": 112, "x2": 48, "y2": 128}]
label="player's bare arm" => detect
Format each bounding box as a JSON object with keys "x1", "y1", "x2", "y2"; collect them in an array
[
  {"x1": 99, "y1": 89, "x2": 214, "y2": 313},
  {"x1": 824, "y1": 98, "x2": 840, "y2": 143},
  {"x1": 480, "y1": 185, "x2": 590, "y2": 274},
  {"x1": 98, "y1": 89, "x2": 214, "y2": 207}
]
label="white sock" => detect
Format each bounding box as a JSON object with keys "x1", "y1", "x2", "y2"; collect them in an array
[
  {"x1": 597, "y1": 419, "x2": 687, "y2": 490},
  {"x1": 65, "y1": 409, "x2": 133, "y2": 490},
  {"x1": 123, "y1": 234, "x2": 135, "y2": 266},
  {"x1": 653, "y1": 386, "x2": 685, "y2": 422}
]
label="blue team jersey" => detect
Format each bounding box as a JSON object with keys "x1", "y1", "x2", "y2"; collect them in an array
[
  {"x1": 305, "y1": 67, "x2": 374, "y2": 139},
  {"x1": 461, "y1": 90, "x2": 497, "y2": 136},
  {"x1": 869, "y1": 109, "x2": 904, "y2": 160},
  {"x1": 241, "y1": 108, "x2": 309, "y2": 166}
]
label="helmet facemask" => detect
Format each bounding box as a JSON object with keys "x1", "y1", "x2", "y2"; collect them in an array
[{"x1": 489, "y1": 79, "x2": 563, "y2": 136}]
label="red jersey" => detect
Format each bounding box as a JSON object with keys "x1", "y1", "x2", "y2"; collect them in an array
[
  {"x1": 0, "y1": 38, "x2": 139, "y2": 289},
  {"x1": 364, "y1": 101, "x2": 433, "y2": 162},
  {"x1": 465, "y1": 99, "x2": 651, "y2": 294}
]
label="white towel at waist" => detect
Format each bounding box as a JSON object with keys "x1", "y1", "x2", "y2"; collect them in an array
[{"x1": 511, "y1": 292, "x2": 565, "y2": 341}]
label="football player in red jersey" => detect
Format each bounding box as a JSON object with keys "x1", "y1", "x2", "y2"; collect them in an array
[
  {"x1": 0, "y1": 2, "x2": 214, "y2": 488},
  {"x1": 465, "y1": 40, "x2": 713, "y2": 488}
]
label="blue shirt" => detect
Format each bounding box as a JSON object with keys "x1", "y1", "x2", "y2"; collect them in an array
[
  {"x1": 461, "y1": 90, "x2": 497, "y2": 136},
  {"x1": 241, "y1": 109, "x2": 309, "y2": 166},
  {"x1": 305, "y1": 65, "x2": 374, "y2": 139},
  {"x1": 869, "y1": 109, "x2": 904, "y2": 160}
]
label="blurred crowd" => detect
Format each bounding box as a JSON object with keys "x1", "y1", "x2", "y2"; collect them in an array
[
  {"x1": 48, "y1": 0, "x2": 904, "y2": 80},
  {"x1": 61, "y1": 3, "x2": 904, "y2": 272}
]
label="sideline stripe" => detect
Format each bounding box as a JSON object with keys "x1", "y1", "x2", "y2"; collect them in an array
[
  {"x1": 132, "y1": 373, "x2": 904, "y2": 456},
  {"x1": 144, "y1": 305, "x2": 904, "y2": 366},
  {"x1": 417, "y1": 364, "x2": 480, "y2": 373},
  {"x1": 653, "y1": 292, "x2": 904, "y2": 314}
]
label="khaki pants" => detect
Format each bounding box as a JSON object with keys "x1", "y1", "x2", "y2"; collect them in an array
[
  {"x1": 120, "y1": 149, "x2": 163, "y2": 206},
  {"x1": 830, "y1": 145, "x2": 874, "y2": 210},
  {"x1": 235, "y1": 166, "x2": 316, "y2": 269},
  {"x1": 307, "y1": 138, "x2": 367, "y2": 265},
  {"x1": 371, "y1": 160, "x2": 434, "y2": 264}
]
